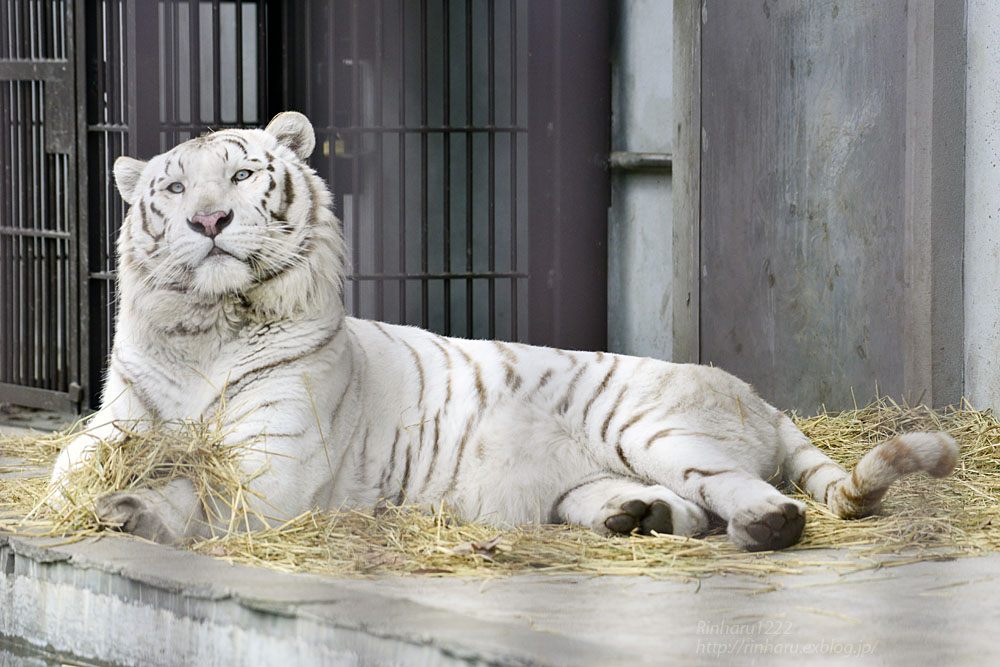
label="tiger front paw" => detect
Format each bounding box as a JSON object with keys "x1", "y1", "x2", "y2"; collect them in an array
[
  {"x1": 596, "y1": 488, "x2": 709, "y2": 537},
  {"x1": 604, "y1": 499, "x2": 674, "y2": 535},
  {"x1": 96, "y1": 492, "x2": 179, "y2": 545}
]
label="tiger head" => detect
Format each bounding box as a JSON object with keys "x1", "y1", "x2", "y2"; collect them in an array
[{"x1": 112, "y1": 112, "x2": 345, "y2": 318}]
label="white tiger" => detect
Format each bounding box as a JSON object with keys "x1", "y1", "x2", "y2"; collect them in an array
[{"x1": 49, "y1": 112, "x2": 958, "y2": 552}]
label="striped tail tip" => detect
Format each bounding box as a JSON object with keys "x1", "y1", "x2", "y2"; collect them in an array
[{"x1": 827, "y1": 432, "x2": 958, "y2": 519}]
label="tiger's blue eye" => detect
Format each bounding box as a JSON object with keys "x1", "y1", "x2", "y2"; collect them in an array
[
  {"x1": 233, "y1": 169, "x2": 252, "y2": 182},
  {"x1": 167, "y1": 182, "x2": 184, "y2": 194}
]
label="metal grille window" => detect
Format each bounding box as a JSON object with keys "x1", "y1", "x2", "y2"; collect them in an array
[{"x1": 282, "y1": 1, "x2": 529, "y2": 341}]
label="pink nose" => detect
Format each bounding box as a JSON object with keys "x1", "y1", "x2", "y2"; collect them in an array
[{"x1": 187, "y1": 210, "x2": 233, "y2": 238}]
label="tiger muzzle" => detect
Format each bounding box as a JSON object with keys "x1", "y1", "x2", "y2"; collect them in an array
[{"x1": 188, "y1": 210, "x2": 233, "y2": 239}]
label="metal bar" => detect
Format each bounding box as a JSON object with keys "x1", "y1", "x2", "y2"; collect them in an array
[
  {"x1": 350, "y1": 0, "x2": 361, "y2": 314},
  {"x1": 163, "y1": 0, "x2": 175, "y2": 145},
  {"x1": 509, "y1": 0, "x2": 518, "y2": 341},
  {"x1": 256, "y1": 0, "x2": 267, "y2": 122},
  {"x1": 17, "y1": 80, "x2": 28, "y2": 384},
  {"x1": 420, "y1": 0, "x2": 429, "y2": 329},
  {"x1": 487, "y1": 0, "x2": 496, "y2": 338},
  {"x1": 235, "y1": 0, "x2": 243, "y2": 125},
  {"x1": 71, "y1": 0, "x2": 87, "y2": 403},
  {"x1": 398, "y1": 0, "x2": 407, "y2": 324},
  {"x1": 322, "y1": 2, "x2": 334, "y2": 201},
  {"x1": 21, "y1": 79, "x2": 34, "y2": 385},
  {"x1": 607, "y1": 151, "x2": 673, "y2": 172},
  {"x1": 212, "y1": 0, "x2": 221, "y2": 123},
  {"x1": 443, "y1": 0, "x2": 451, "y2": 335},
  {"x1": 0, "y1": 226, "x2": 71, "y2": 239},
  {"x1": 0, "y1": 60, "x2": 70, "y2": 79},
  {"x1": 71, "y1": 0, "x2": 91, "y2": 402},
  {"x1": 86, "y1": 122, "x2": 129, "y2": 131},
  {"x1": 374, "y1": 0, "x2": 385, "y2": 321},
  {"x1": 0, "y1": 81, "x2": 10, "y2": 383},
  {"x1": 189, "y1": 0, "x2": 200, "y2": 125},
  {"x1": 32, "y1": 80, "x2": 43, "y2": 386},
  {"x1": 465, "y1": 0, "x2": 472, "y2": 337},
  {"x1": 352, "y1": 271, "x2": 528, "y2": 280}
]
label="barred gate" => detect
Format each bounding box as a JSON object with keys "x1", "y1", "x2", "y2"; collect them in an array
[
  {"x1": 0, "y1": 0, "x2": 83, "y2": 412},
  {"x1": 1, "y1": 0, "x2": 611, "y2": 412}
]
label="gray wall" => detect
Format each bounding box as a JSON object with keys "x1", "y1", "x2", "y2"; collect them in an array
[
  {"x1": 608, "y1": 0, "x2": 674, "y2": 359},
  {"x1": 672, "y1": 0, "x2": 965, "y2": 412},
  {"x1": 699, "y1": 0, "x2": 908, "y2": 410},
  {"x1": 965, "y1": 0, "x2": 1000, "y2": 411}
]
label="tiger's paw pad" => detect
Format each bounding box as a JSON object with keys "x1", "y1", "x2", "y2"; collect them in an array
[
  {"x1": 728, "y1": 499, "x2": 805, "y2": 551},
  {"x1": 604, "y1": 499, "x2": 675, "y2": 536},
  {"x1": 96, "y1": 492, "x2": 178, "y2": 545}
]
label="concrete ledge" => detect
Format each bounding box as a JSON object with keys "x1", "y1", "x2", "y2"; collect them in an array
[
  {"x1": 6, "y1": 528, "x2": 1000, "y2": 665},
  {"x1": 0, "y1": 533, "x2": 621, "y2": 666}
]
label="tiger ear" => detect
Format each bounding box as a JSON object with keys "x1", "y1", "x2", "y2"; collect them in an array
[
  {"x1": 264, "y1": 111, "x2": 315, "y2": 161},
  {"x1": 113, "y1": 156, "x2": 147, "y2": 205}
]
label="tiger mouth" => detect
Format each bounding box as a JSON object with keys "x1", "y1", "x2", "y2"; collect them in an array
[{"x1": 208, "y1": 246, "x2": 233, "y2": 257}]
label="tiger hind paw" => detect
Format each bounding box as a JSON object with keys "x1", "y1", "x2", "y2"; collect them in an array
[{"x1": 727, "y1": 497, "x2": 805, "y2": 551}]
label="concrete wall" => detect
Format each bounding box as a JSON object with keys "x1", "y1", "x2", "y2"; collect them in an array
[
  {"x1": 608, "y1": 0, "x2": 674, "y2": 359},
  {"x1": 965, "y1": 0, "x2": 1000, "y2": 411},
  {"x1": 671, "y1": 0, "x2": 965, "y2": 412}
]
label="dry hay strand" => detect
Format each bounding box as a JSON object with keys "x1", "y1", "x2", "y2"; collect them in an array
[{"x1": 2, "y1": 398, "x2": 999, "y2": 580}]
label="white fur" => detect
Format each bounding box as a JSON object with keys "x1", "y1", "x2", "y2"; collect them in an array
[{"x1": 49, "y1": 112, "x2": 957, "y2": 551}]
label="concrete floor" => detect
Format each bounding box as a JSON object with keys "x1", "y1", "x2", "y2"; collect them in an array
[{"x1": 2, "y1": 416, "x2": 999, "y2": 666}]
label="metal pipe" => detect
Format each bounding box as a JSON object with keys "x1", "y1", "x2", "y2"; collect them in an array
[{"x1": 607, "y1": 150, "x2": 673, "y2": 172}]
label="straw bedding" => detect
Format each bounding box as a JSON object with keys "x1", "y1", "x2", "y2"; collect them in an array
[{"x1": 1, "y1": 399, "x2": 998, "y2": 579}]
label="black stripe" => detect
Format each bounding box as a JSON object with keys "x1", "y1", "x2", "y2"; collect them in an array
[
  {"x1": 372, "y1": 321, "x2": 396, "y2": 342},
  {"x1": 795, "y1": 461, "x2": 841, "y2": 490},
  {"x1": 418, "y1": 411, "x2": 443, "y2": 496},
  {"x1": 618, "y1": 406, "x2": 656, "y2": 439},
  {"x1": 492, "y1": 340, "x2": 517, "y2": 363},
  {"x1": 205, "y1": 321, "x2": 343, "y2": 413},
  {"x1": 682, "y1": 467, "x2": 734, "y2": 481},
  {"x1": 358, "y1": 426, "x2": 370, "y2": 484},
  {"x1": 557, "y1": 366, "x2": 588, "y2": 414},
  {"x1": 209, "y1": 135, "x2": 249, "y2": 155},
  {"x1": 616, "y1": 443, "x2": 638, "y2": 476},
  {"x1": 139, "y1": 201, "x2": 163, "y2": 243},
  {"x1": 400, "y1": 338, "x2": 426, "y2": 407},
  {"x1": 533, "y1": 369, "x2": 554, "y2": 394},
  {"x1": 400, "y1": 444, "x2": 413, "y2": 499},
  {"x1": 382, "y1": 427, "x2": 401, "y2": 492},
  {"x1": 428, "y1": 337, "x2": 454, "y2": 406},
  {"x1": 444, "y1": 414, "x2": 478, "y2": 495},
  {"x1": 600, "y1": 386, "x2": 629, "y2": 440},
  {"x1": 549, "y1": 475, "x2": 614, "y2": 522},
  {"x1": 582, "y1": 357, "x2": 620, "y2": 423},
  {"x1": 110, "y1": 355, "x2": 158, "y2": 417},
  {"x1": 503, "y1": 362, "x2": 523, "y2": 392},
  {"x1": 441, "y1": 337, "x2": 487, "y2": 410},
  {"x1": 644, "y1": 427, "x2": 677, "y2": 449},
  {"x1": 282, "y1": 168, "x2": 295, "y2": 208}
]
